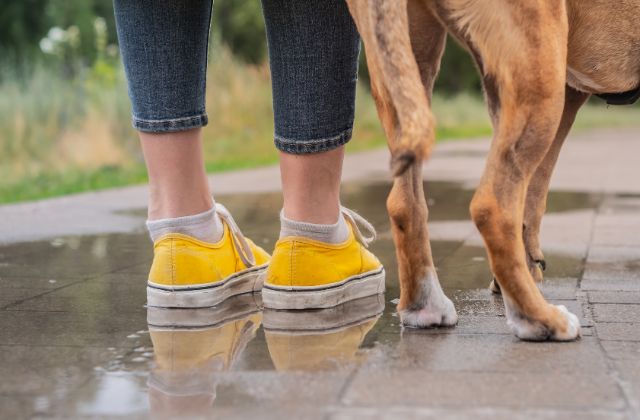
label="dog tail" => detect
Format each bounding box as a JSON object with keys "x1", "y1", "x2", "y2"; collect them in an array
[
  {"x1": 368, "y1": 0, "x2": 435, "y2": 177},
  {"x1": 390, "y1": 111, "x2": 435, "y2": 176}
]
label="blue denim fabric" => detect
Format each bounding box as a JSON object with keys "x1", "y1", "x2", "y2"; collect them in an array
[{"x1": 113, "y1": 0, "x2": 360, "y2": 154}]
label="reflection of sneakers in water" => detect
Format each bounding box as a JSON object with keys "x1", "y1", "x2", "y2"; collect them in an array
[
  {"x1": 147, "y1": 294, "x2": 262, "y2": 418},
  {"x1": 263, "y1": 294, "x2": 384, "y2": 371},
  {"x1": 262, "y1": 207, "x2": 385, "y2": 310},
  {"x1": 147, "y1": 204, "x2": 270, "y2": 308}
]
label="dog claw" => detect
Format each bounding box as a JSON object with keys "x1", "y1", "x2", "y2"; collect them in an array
[{"x1": 489, "y1": 278, "x2": 502, "y2": 294}]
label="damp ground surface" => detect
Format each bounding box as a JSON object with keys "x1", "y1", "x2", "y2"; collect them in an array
[{"x1": 1, "y1": 130, "x2": 640, "y2": 419}]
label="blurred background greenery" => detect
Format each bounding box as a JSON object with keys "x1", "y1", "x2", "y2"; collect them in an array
[{"x1": 1, "y1": 0, "x2": 638, "y2": 204}]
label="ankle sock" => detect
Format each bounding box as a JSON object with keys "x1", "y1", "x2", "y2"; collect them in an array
[
  {"x1": 279, "y1": 210, "x2": 349, "y2": 244},
  {"x1": 146, "y1": 207, "x2": 224, "y2": 243}
]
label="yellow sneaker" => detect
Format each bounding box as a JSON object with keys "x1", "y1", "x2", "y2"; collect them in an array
[
  {"x1": 262, "y1": 207, "x2": 385, "y2": 309},
  {"x1": 147, "y1": 204, "x2": 270, "y2": 308}
]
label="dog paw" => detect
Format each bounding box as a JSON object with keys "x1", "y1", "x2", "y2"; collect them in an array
[
  {"x1": 398, "y1": 270, "x2": 458, "y2": 328},
  {"x1": 505, "y1": 300, "x2": 581, "y2": 342},
  {"x1": 552, "y1": 304, "x2": 581, "y2": 341},
  {"x1": 400, "y1": 296, "x2": 458, "y2": 328}
]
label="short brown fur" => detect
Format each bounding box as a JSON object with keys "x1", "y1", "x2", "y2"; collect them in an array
[{"x1": 346, "y1": 0, "x2": 640, "y2": 340}]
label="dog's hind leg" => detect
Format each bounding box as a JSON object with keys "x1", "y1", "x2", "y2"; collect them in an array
[
  {"x1": 462, "y1": 1, "x2": 581, "y2": 340},
  {"x1": 346, "y1": 0, "x2": 457, "y2": 327},
  {"x1": 522, "y1": 87, "x2": 590, "y2": 281}
]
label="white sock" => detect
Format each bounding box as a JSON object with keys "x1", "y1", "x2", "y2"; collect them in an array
[
  {"x1": 279, "y1": 210, "x2": 349, "y2": 244},
  {"x1": 146, "y1": 207, "x2": 224, "y2": 243}
]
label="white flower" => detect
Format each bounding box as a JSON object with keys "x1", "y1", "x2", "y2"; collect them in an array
[
  {"x1": 39, "y1": 38, "x2": 55, "y2": 54},
  {"x1": 48, "y1": 27, "x2": 66, "y2": 42}
]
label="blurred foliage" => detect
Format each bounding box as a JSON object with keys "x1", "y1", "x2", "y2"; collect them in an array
[
  {"x1": 209, "y1": 2, "x2": 483, "y2": 95},
  {"x1": 435, "y1": 37, "x2": 482, "y2": 94},
  {"x1": 0, "y1": 0, "x2": 482, "y2": 95},
  {"x1": 0, "y1": 0, "x2": 116, "y2": 74},
  {"x1": 212, "y1": 0, "x2": 267, "y2": 64}
]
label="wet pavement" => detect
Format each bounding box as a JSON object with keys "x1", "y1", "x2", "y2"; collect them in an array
[{"x1": 1, "y1": 129, "x2": 640, "y2": 419}]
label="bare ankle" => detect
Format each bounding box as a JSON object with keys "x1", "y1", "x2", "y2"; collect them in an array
[{"x1": 147, "y1": 190, "x2": 213, "y2": 220}]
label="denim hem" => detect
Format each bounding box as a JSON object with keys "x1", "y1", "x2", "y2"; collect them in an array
[
  {"x1": 274, "y1": 129, "x2": 353, "y2": 154},
  {"x1": 132, "y1": 113, "x2": 209, "y2": 133}
]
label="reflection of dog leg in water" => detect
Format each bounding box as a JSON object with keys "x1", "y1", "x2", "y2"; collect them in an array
[
  {"x1": 346, "y1": 0, "x2": 640, "y2": 340},
  {"x1": 263, "y1": 294, "x2": 384, "y2": 371},
  {"x1": 147, "y1": 294, "x2": 262, "y2": 418}
]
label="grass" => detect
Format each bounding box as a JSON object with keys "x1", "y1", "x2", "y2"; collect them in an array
[{"x1": 1, "y1": 47, "x2": 639, "y2": 204}]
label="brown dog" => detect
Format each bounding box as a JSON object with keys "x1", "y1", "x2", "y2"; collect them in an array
[{"x1": 345, "y1": 0, "x2": 640, "y2": 341}]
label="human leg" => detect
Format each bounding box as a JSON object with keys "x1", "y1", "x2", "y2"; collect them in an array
[
  {"x1": 114, "y1": 0, "x2": 269, "y2": 307},
  {"x1": 261, "y1": 0, "x2": 384, "y2": 309}
]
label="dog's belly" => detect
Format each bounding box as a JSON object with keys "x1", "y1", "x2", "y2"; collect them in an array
[
  {"x1": 566, "y1": 67, "x2": 607, "y2": 92},
  {"x1": 566, "y1": 0, "x2": 640, "y2": 94}
]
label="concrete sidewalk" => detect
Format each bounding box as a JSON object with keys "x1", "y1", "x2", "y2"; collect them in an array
[{"x1": 0, "y1": 127, "x2": 639, "y2": 418}]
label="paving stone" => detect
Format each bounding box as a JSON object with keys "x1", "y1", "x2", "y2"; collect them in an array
[
  {"x1": 48, "y1": 370, "x2": 150, "y2": 418},
  {"x1": 589, "y1": 291, "x2": 640, "y2": 304},
  {"x1": 601, "y1": 341, "x2": 640, "y2": 367},
  {"x1": 363, "y1": 335, "x2": 608, "y2": 373},
  {"x1": 593, "y1": 304, "x2": 640, "y2": 323},
  {"x1": 6, "y1": 275, "x2": 147, "y2": 314},
  {"x1": 205, "y1": 405, "x2": 329, "y2": 420},
  {"x1": 582, "y1": 278, "x2": 640, "y2": 292},
  {"x1": 214, "y1": 371, "x2": 351, "y2": 407},
  {"x1": 582, "y1": 247, "x2": 640, "y2": 291},
  {"x1": 343, "y1": 370, "x2": 626, "y2": 410},
  {"x1": 0, "y1": 396, "x2": 38, "y2": 419},
  {"x1": 592, "y1": 210, "x2": 640, "y2": 247},
  {"x1": 595, "y1": 323, "x2": 640, "y2": 341},
  {"x1": 329, "y1": 407, "x2": 629, "y2": 420},
  {"x1": 0, "y1": 275, "x2": 81, "y2": 292},
  {"x1": 0, "y1": 310, "x2": 149, "y2": 347},
  {"x1": 592, "y1": 227, "x2": 640, "y2": 247},
  {"x1": 0, "y1": 345, "x2": 114, "y2": 395},
  {"x1": 0, "y1": 287, "x2": 53, "y2": 308},
  {"x1": 539, "y1": 277, "x2": 579, "y2": 300}
]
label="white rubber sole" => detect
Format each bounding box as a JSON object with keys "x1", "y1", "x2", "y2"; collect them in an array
[
  {"x1": 262, "y1": 267, "x2": 385, "y2": 310},
  {"x1": 146, "y1": 263, "x2": 268, "y2": 309}
]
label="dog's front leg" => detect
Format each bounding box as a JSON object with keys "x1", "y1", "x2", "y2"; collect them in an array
[
  {"x1": 466, "y1": 0, "x2": 581, "y2": 341},
  {"x1": 489, "y1": 86, "x2": 590, "y2": 294}
]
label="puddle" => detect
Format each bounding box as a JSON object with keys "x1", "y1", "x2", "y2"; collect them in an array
[{"x1": 0, "y1": 180, "x2": 597, "y2": 417}]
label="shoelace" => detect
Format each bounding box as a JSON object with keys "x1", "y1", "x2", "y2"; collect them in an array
[
  {"x1": 215, "y1": 203, "x2": 376, "y2": 266},
  {"x1": 341, "y1": 206, "x2": 377, "y2": 248},
  {"x1": 215, "y1": 203, "x2": 256, "y2": 268}
]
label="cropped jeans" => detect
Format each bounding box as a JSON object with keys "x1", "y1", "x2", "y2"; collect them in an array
[{"x1": 113, "y1": 0, "x2": 361, "y2": 154}]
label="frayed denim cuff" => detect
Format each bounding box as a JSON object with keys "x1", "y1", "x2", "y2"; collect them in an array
[
  {"x1": 274, "y1": 128, "x2": 352, "y2": 154},
  {"x1": 132, "y1": 113, "x2": 209, "y2": 133}
]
